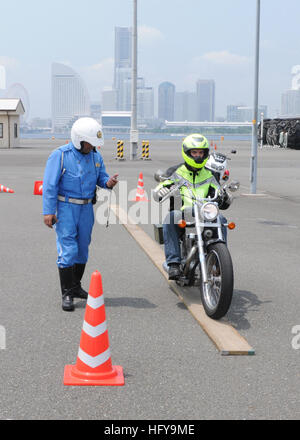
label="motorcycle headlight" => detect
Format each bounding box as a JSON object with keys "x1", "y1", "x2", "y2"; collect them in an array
[{"x1": 201, "y1": 203, "x2": 219, "y2": 221}]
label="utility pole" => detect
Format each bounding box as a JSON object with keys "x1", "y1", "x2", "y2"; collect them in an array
[
  {"x1": 250, "y1": 0, "x2": 261, "y2": 193},
  {"x1": 130, "y1": 0, "x2": 138, "y2": 160}
]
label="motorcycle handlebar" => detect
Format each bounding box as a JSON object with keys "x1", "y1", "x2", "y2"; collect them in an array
[{"x1": 160, "y1": 179, "x2": 221, "y2": 204}]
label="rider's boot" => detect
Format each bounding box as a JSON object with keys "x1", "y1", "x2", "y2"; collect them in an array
[
  {"x1": 58, "y1": 267, "x2": 75, "y2": 312},
  {"x1": 72, "y1": 264, "x2": 88, "y2": 300},
  {"x1": 168, "y1": 263, "x2": 181, "y2": 280}
]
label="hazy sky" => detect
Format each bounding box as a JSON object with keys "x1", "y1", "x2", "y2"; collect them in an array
[{"x1": 0, "y1": 0, "x2": 299, "y2": 119}]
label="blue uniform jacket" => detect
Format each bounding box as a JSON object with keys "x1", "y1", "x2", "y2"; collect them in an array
[{"x1": 43, "y1": 142, "x2": 110, "y2": 215}]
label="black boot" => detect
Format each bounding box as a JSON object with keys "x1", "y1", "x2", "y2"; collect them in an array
[
  {"x1": 73, "y1": 264, "x2": 88, "y2": 300},
  {"x1": 58, "y1": 267, "x2": 75, "y2": 312},
  {"x1": 168, "y1": 263, "x2": 181, "y2": 280}
]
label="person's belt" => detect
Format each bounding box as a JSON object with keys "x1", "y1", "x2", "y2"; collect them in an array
[{"x1": 58, "y1": 195, "x2": 93, "y2": 205}]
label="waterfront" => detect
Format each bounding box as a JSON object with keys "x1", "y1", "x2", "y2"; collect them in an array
[{"x1": 20, "y1": 132, "x2": 252, "y2": 142}]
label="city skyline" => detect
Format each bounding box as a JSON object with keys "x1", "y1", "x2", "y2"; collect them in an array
[
  {"x1": 1, "y1": 0, "x2": 300, "y2": 119},
  {"x1": 51, "y1": 63, "x2": 90, "y2": 131}
]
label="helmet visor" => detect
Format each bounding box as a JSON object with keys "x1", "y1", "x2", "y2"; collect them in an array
[{"x1": 187, "y1": 148, "x2": 209, "y2": 164}]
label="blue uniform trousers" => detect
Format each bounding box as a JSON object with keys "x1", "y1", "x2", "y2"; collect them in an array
[{"x1": 55, "y1": 201, "x2": 95, "y2": 268}]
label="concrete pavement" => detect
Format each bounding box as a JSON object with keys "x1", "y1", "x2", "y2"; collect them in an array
[{"x1": 0, "y1": 139, "x2": 299, "y2": 420}]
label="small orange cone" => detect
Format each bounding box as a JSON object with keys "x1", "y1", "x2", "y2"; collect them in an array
[
  {"x1": 64, "y1": 271, "x2": 125, "y2": 386},
  {"x1": 34, "y1": 181, "x2": 43, "y2": 196},
  {"x1": 0, "y1": 185, "x2": 14, "y2": 194},
  {"x1": 132, "y1": 173, "x2": 149, "y2": 202}
]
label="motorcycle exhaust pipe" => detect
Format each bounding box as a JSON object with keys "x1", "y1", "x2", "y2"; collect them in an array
[{"x1": 183, "y1": 245, "x2": 198, "y2": 277}]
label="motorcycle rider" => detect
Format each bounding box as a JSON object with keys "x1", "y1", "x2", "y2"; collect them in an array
[{"x1": 153, "y1": 134, "x2": 232, "y2": 280}]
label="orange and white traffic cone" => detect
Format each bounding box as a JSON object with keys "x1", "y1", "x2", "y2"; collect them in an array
[
  {"x1": 132, "y1": 172, "x2": 149, "y2": 202},
  {"x1": 33, "y1": 181, "x2": 43, "y2": 196},
  {"x1": 64, "y1": 271, "x2": 125, "y2": 386},
  {"x1": 0, "y1": 185, "x2": 14, "y2": 194}
]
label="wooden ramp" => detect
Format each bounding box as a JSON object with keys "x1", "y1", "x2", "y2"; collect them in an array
[{"x1": 111, "y1": 204, "x2": 255, "y2": 356}]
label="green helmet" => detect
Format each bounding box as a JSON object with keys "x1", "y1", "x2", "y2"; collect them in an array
[{"x1": 182, "y1": 134, "x2": 210, "y2": 169}]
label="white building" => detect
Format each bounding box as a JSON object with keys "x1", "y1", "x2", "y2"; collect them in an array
[
  {"x1": 115, "y1": 67, "x2": 132, "y2": 111},
  {"x1": 0, "y1": 99, "x2": 25, "y2": 148},
  {"x1": 227, "y1": 105, "x2": 268, "y2": 122},
  {"x1": 102, "y1": 88, "x2": 118, "y2": 111},
  {"x1": 101, "y1": 111, "x2": 131, "y2": 134},
  {"x1": 137, "y1": 87, "x2": 154, "y2": 121},
  {"x1": 51, "y1": 63, "x2": 90, "y2": 132},
  {"x1": 281, "y1": 90, "x2": 300, "y2": 116},
  {"x1": 120, "y1": 77, "x2": 145, "y2": 113}
]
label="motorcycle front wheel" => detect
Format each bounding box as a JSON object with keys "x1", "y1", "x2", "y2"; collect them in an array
[{"x1": 200, "y1": 242, "x2": 234, "y2": 320}]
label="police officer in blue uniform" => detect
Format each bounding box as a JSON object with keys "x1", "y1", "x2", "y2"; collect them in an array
[{"x1": 43, "y1": 117, "x2": 118, "y2": 312}]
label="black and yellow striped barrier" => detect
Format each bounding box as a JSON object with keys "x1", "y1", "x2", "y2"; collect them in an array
[
  {"x1": 116, "y1": 140, "x2": 125, "y2": 161},
  {"x1": 140, "y1": 141, "x2": 146, "y2": 160},
  {"x1": 141, "y1": 140, "x2": 151, "y2": 161}
]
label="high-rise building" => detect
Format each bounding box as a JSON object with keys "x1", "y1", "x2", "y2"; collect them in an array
[
  {"x1": 120, "y1": 77, "x2": 146, "y2": 113},
  {"x1": 138, "y1": 86, "x2": 154, "y2": 121},
  {"x1": 114, "y1": 27, "x2": 132, "y2": 110},
  {"x1": 227, "y1": 105, "x2": 268, "y2": 122},
  {"x1": 116, "y1": 69, "x2": 133, "y2": 111},
  {"x1": 112, "y1": 25, "x2": 154, "y2": 123},
  {"x1": 102, "y1": 88, "x2": 118, "y2": 111},
  {"x1": 196, "y1": 80, "x2": 215, "y2": 122},
  {"x1": 174, "y1": 91, "x2": 197, "y2": 121},
  {"x1": 115, "y1": 27, "x2": 132, "y2": 77},
  {"x1": 281, "y1": 90, "x2": 300, "y2": 116},
  {"x1": 158, "y1": 82, "x2": 175, "y2": 121},
  {"x1": 51, "y1": 63, "x2": 90, "y2": 131},
  {"x1": 119, "y1": 76, "x2": 153, "y2": 121}
]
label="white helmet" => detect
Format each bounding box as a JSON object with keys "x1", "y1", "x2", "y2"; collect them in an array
[{"x1": 71, "y1": 117, "x2": 104, "y2": 150}]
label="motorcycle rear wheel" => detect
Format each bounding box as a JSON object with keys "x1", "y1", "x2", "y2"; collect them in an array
[{"x1": 200, "y1": 242, "x2": 234, "y2": 320}]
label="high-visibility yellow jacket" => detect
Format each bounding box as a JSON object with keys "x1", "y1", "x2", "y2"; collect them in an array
[{"x1": 155, "y1": 163, "x2": 229, "y2": 211}]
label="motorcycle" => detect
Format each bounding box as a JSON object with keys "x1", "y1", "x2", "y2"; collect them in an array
[
  {"x1": 154, "y1": 152, "x2": 240, "y2": 320},
  {"x1": 205, "y1": 149, "x2": 237, "y2": 183}
]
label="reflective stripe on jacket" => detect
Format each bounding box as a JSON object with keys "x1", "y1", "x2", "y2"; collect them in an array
[{"x1": 156, "y1": 164, "x2": 218, "y2": 210}]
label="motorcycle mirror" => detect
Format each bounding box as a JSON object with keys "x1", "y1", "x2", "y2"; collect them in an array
[
  {"x1": 228, "y1": 180, "x2": 240, "y2": 192},
  {"x1": 154, "y1": 170, "x2": 168, "y2": 182}
]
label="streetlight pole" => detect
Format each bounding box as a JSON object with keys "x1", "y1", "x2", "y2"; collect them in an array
[
  {"x1": 250, "y1": 0, "x2": 261, "y2": 194},
  {"x1": 130, "y1": 0, "x2": 138, "y2": 160}
]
